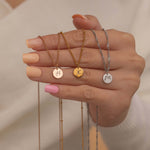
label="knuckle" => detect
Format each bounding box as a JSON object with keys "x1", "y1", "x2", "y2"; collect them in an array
[
  {"x1": 124, "y1": 74, "x2": 140, "y2": 91},
  {"x1": 81, "y1": 49, "x2": 91, "y2": 66},
  {"x1": 122, "y1": 32, "x2": 135, "y2": 48},
  {"x1": 137, "y1": 55, "x2": 146, "y2": 72},
  {"x1": 81, "y1": 70, "x2": 91, "y2": 83},
  {"x1": 82, "y1": 86, "x2": 94, "y2": 101},
  {"x1": 129, "y1": 54, "x2": 146, "y2": 73},
  {"x1": 71, "y1": 30, "x2": 84, "y2": 45}
]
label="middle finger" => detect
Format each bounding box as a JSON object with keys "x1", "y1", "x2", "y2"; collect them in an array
[{"x1": 23, "y1": 48, "x2": 126, "y2": 69}]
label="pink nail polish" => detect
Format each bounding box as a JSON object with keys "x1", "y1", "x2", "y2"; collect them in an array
[{"x1": 45, "y1": 85, "x2": 59, "y2": 93}]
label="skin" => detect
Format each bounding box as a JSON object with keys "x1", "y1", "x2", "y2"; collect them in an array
[
  {"x1": 6, "y1": 0, "x2": 25, "y2": 8},
  {"x1": 23, "y1": 15, "x2": 145, "y2": 127}
]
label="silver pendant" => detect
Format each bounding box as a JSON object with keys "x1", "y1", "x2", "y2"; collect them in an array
[
  {"x1": 103, "y1": 73, "x2": 112, "y2": 84},
  {"x1": 53, "y1": 68, "x2": 63, "y2": 79}
]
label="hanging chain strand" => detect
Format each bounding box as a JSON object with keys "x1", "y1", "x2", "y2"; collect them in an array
[
  {"x1": 59, "y1": 98, "x2": 63, "y2": 150},
  {"x1": 87, "y1": 103, "x2": 90, "y2": 150},
  {"x1": 60, "y1": 30, "x2": 85, "y2": 150},
  {"x1": 57, "y1": 33, "x2": 64, "y2": 150},
  {"x1": 38, "y1": 34, "x2": 64, "y2": 150},
  {"x1": 81, "y1": 101, "x2": 84, "y2": 150},
  {"x1": 90, "y1": 29, "x2": 111, "y2": 150},
  {"x1": 96, "y1": 105, "x2": 99, "y2": 150},
  {"x1": 37, "y1": 82, "x2": 41, "y2": 150}
]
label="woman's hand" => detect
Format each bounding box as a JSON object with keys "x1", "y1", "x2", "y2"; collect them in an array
[{"x1": 23, "y1": 14, "x2": 145, "y2": 127}]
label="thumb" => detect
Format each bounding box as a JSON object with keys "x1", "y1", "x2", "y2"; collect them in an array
[{"x1": 72, "y1": 14, "x2": 102, "y2": 30}]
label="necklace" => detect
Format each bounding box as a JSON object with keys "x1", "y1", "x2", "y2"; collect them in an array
[
  {"x1": 37, "y1": 82, "x2": 41, "y2": 150},
  {"x1": 90, "y1": 29, "x2": 112, "y2": 84},
  {"x1": 90, "y1": 29, "x2": 111, "y2": 150},
  {"x1": 60, "y1": 30, "x2": 85, "y2": 78},
  {"x1": 38, "y1": 34, "x2": 64, "y2": 150},
  {"x1": 60, "y1": 30, "x2": 86, "y2": 150},
  {"x1": 52, "y1": 33, "x2": 63, "y2": 79}
]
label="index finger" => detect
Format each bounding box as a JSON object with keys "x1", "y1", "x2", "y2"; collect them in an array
[{"x1": 26, "y1": 29, "x2": 134, "y2": 51}]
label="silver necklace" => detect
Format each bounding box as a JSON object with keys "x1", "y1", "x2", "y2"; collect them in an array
[
  {"x1": 90, "y1": 29, "x2": 112, "y2": 84},
  {"x1": 90, "y1": 29, "x2": 112, "y2": 150}
]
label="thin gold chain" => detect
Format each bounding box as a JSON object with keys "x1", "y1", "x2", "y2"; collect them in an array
[
  {"x1": 38, "y1": 82, "x2": 40, "y2": 150},
  {"x1": 60, "y1": 30, "x2": 86, "y2": 67},
  {"x1": 56, "y1": 33, "x2": 61, "y2": 68},
  {"x1": 38, "y1": 36, "x2": 54, "y2": 66},
  {"x1": 60, "y1": 30, "x2": 86, "y2": 150}
]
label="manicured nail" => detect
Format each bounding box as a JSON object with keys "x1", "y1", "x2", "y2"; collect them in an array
[
  {"x1": 26, "y1": 37, "x2": 42, "y2": 48},
  {"x1": 72, "y1": 14, "x2": 87, "y2": 20},
  {"x1": 23, "y1": 53, "x2": 39, "y2": 63},
  {"x1": 45, "y1": 85, "x2": 59, "y2": 93},
  {"x1": 26, "y1": 66, "x2": 41, "y2": 77}
]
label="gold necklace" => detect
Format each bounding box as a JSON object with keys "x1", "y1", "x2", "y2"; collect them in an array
[
  {"x1": 60, "y1": 30, "x2": 85, "y2": 78},
  {"x1": 60, "y1": 30, "x2": 86, "y2": 150}
]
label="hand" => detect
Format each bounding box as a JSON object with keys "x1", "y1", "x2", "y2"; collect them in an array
[{"x1": 23, "y1": 14, "x2": 145, "y2": 127}]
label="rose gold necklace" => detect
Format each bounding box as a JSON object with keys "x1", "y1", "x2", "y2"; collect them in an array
[{"x1": 38, "y1": 33, "x2": 64, "y2": 150}]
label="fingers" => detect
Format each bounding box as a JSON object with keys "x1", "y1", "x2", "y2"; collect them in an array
[
  {"x1": 23, "y1": 48, "x2": 125, "y2": 69},
  {"x1": 26, "y1": 29, "x2": 135, "y2": 51},
  {"x1": 44, "y1": 84, "x2": 115, "y2": 104},
  {"x1": 72, "y1": 14, "x2": 102, "y2": 30},
  {"x1": 26, "y1": 66, "x2": 124, "y2": 90}
]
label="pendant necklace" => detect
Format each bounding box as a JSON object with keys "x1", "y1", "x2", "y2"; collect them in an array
[
  {"x1": 60, "y1": 30, "x2": 86, "y2": 150},
  {"x1": 90, "y1": 29, "x2": 111, "y2": 150},
  {"x1": 38, "y1": 34, "x2": 64, "y2": 150},
  {"x1": 90, "y1": 29, "x2": 112, "y2": 84}
]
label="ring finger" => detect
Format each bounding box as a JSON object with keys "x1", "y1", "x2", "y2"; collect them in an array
[{"x1": 26, "y1": 66, "x2": 124, "y2": 89}]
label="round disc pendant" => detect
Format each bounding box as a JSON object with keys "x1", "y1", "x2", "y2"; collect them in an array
[
  {"x1": 73, "y1": 67, "x2": 84, "y2": 78},
  {"x1": 103, "y1": 73, "x2": 112, "y2": 84},
  {"x1": 53, "y1": 68, "x2": 63, "y2": 79}
]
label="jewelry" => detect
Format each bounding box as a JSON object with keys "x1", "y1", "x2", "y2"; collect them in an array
[
  {"x1": 103, "y1": 29, "x2": 112, "y2": 84},
  {"x1": 96, "y1": 105, "x2": 99, "y2": 150},
  {"x1": 87, "y1": 103, "x2": 90, "y2": 150},
  {"x1": 38, "y1": 34, "x2": 64, "y2": 150},
  {"x1": 60, "y1": 30, "x2": 85, "y2": 78},
  {"x1": 52, "y1": 33, "x2": 63, "y2": 79},
  {"x1": 90, "y1": 29, "x2": 112, "y2": 84},
  {"x1": 57, "y1": 33, "x2": 64, "y2": 150},
  {"x1": 37, "y1": 82, "x2": 41, "y2": 150},
  {"x1": 60, "y1": 30, "x2": 86, "y2": 150},
  {"x1": 38, "y1": 35, "x2": 63, "y2": 79}
]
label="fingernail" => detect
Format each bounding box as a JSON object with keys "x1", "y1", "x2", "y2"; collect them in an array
[
  {"x1": 23, "y1": 53, "x2": 39, "y2": 63},
  {"x1": 45, "y1": 85, "x2": 59, "y2": 93},
  {"x1": 26, "y1": 37, "x2": 42, "y2": 48},
  {"x1": 72, "y1": 14, "x2": 87, "y2": 20},
  {"x1": 26, "y1": 66, "x2": 41, "y2": 77}
]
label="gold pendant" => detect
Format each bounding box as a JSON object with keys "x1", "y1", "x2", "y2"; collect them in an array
[{"x1": 73, "y1": 67, "x2": 84, "y2": 78}]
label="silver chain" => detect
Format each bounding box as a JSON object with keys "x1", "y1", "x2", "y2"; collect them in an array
[
  {"x1": 90, "y1": 29, "x2": 111, "y2": 150},
  {"x1": 90, "y1": 29, "x2": 110, "y2": 73}
]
